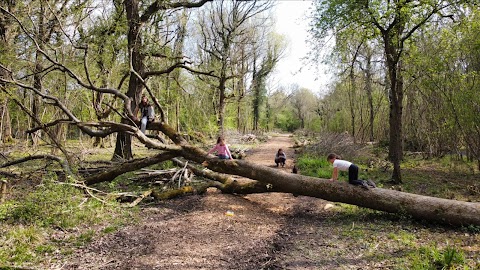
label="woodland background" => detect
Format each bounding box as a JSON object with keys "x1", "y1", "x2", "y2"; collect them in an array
[
  {"x1": 0, "y1": 0, "x2": 479, "y2": 183},
  {"x1": 0, "y1": 0, "x2": 480, "y2": 268}
]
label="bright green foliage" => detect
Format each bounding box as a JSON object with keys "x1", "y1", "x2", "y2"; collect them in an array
[
  {"x1": 0, "y1": 225, "x2": 44, "y2": 264},
  {"x1": 296, "y1": 155, "x2": 332, "y2": 179},
  {"x1": 2, "y1": 180, "x2": 117, "y2": 228},
  {"x1": 408, "y1": 245, "x2": 466, "y2": 270}
]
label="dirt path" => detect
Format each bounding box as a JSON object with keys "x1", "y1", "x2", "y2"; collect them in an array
[
  {"x1": 62, "y1": 134, "x2": 331, "y2": 270},
  {"x1": 244, "y1": 133, "x2": 295, "y2": 170}
]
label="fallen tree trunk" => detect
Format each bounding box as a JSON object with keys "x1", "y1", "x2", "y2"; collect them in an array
[
  {"x1": 84, "y1": 121, "x2": 480, "y2": 226},
  {"x1": 84, "y1": 151, "x2": 179, "y2": 185},
  {"x1": 202, "y1": 158, "x2": 480, "y2": 226}
]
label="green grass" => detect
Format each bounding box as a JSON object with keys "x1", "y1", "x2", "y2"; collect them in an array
[
  {"x1": 404, "y1": 244, "x2": 466, "y2": 270},
  {"x1": 0, "y1": 177, "x2": 132, "y2": 267},
  {"x1": 296, "y1": 155, "x2": 332, "y2": 179},
  {"x1": 4, "y1": 180, "x2": 107, "y2": 228},
  {"x1": 296, "y1": 155, "x2": 371, "y2": 181},
  {"x1": 291, "y1": 150, "x2": 479, "y2": 269}
]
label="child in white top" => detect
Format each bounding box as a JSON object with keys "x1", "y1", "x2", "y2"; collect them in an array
[{"x1": 327, "y1": 153, "x2": 375, "y2": 189}]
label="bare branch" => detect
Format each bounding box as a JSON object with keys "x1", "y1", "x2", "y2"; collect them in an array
[
  {"x1": 84, "y1": 151, "x2": 179, "y2": 185},
  {"x1": 140, "y1": 0, "x2": 213, "y2": 23},
  {"x1": 0, "y1": 7, "x2": 135, "y2": 119},
  {"x1": 26, "y1": 119, "x2": 72, "y2": 134},
  {"x1": 0, "y1": 154, "x2": 73, "y2": 178}
]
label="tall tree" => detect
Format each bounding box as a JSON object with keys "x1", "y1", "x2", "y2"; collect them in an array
[
  {"x1": 311, "y1": 0, "x2": 472, "y2": 183},
  {"x1": 112, "y1": 0, "x2": 211, "y2": 160},
  {"x1": 197, "y1": 0, "x2": 273, "y2": 136},
  {"x1": 0, "y1": 0, "x2": 17, "y2": 143},
  {"x1": 251, "y1": 32, "x2": 285, "y2": 131},
  {"x1": 290, "y1": 87, "x2": 318, "y2": 129}
]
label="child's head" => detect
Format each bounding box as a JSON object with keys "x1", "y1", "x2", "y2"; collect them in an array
[
  {"x1": 278, "y1": 148, "x2": 283, "y2": 153},
  {"x1": 327, "y1": 153, "x2": 338, "y2": 163},
  {"x1": 217, "y1": 136, "x2": 225, "y2": 145},
  {"x1": 141, "y1": 94, "x2": 148, "y2": 104}
]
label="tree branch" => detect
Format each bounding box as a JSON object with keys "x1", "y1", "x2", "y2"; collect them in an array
[
  {"x1": 140, "y1": 0, "x2": 212, "y2": 23},
  {"x1": 84, "y1": 151, "x2": 179, "y2": 185},
  {"x1": 0, "y1": 154, "x2": 73, "y2": 178}
]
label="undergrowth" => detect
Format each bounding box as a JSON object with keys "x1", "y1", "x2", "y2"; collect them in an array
[{"x1": 0, "y1": 177, "x2": 133, "y2": 267}]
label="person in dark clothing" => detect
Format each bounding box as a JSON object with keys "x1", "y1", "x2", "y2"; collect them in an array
[
  {"x1": 135, "y1": 95, "x2": 155, "y2": 134},
  {"x1": 275, "y1": 148, "x2": 287, "y2": 167}
]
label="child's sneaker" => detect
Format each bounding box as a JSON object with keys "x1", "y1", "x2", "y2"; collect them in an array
[
  {"x1": 366, "y1": 179, "x2": 376, "y2": 188},
  {"x1": 360, "y1": 181, "x2": 370, "y2": 190}
]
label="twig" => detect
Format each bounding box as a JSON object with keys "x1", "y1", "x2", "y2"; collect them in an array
[
  {"x1": 1, "y1": 179, "x2": 7, "y2": 203},
  {"x1": 128, "y1": 190, "x2": 153, "y2": 207}
]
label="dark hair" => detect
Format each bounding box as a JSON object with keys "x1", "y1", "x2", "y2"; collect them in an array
[
  {"x1": 140, "y1": 95, "x2": 150, "y2": 106},
  {"x1": 216, "y1": 136, "x2": 224, "y2": 144},
  {"x1": 327, "y1": 153, "x2": 339, "y2": 161},
  {"x1": 278, "y1": 148, "x2": 283, "y2": 152}
]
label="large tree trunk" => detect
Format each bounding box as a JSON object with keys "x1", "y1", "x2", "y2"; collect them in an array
[
  {"x1": 92, "y1": 121, "x2": 480, "y2": 226},
  {"x1": 202, "y1": 158, "x2": 480, "y2": 226},
  {"x1": 384, "y1": 37, "x2": 404, "y2": 184},
  {"x1": 365, "y1": 51, "x2": 375, "y2": 142},
  {"x1": 388, "y1": 63, "x2": 404, "y2": 183},
  {"x1": 217, "y1": 73, "x2": 227, "y2": 136},
  {"x1": 0, "y1": 98, "x2": 13, "y2": 143},
  {"x1": 113, "y1": 0, "x2": 144, "y2": 160},
  {"x1": 348, "y1": 66, "x2": 356, "y2": 142}
]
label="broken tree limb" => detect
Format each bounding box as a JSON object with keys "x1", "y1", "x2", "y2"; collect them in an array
[
  {"x1": 200, "y1": 158, "x2": 480, "y2": 226},
  {"x1": 130, "y1": 168, "x2": 178, "y2": 182},
  {"x1": 152, "y1": 186, "x2": 196, "y2": 200},
  {"x1": 0, "y1": 154, "x2": 74, "y2": 179},
  {"x1": 84, "y1": 151, "x2": 179, "y2": 185},
  {"x1": 128, "y1": 190, "x2": 153, "y2": 207},
  {"x1": 0, "y1": 171, "x2": 18, "y2": 178},
  {"x1": 172, "y1": 158, "x2": 231, "y2": 184},
  {"x1": 170, "y1": 158, "x2": 283, "y2": 194},
  {"x1": 1, "y1": 179, "x2": 7, "y2": 203}
]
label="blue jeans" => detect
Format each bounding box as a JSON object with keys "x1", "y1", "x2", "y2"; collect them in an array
[
  {"x1": 218, "y1": 154, "x2": 230, "y2": 159},
  {"x1": 140, "y1": 116, "x2": 148, "y2": 134}
]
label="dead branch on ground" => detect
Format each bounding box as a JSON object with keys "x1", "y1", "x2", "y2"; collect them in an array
[{"x1": 0, "y1": 154, "x2": 73, "y2": 178}]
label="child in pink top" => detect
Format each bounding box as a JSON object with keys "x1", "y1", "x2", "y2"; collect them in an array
[{"x1": 207, "y1": 136, "x2": 233, "y2": 160}]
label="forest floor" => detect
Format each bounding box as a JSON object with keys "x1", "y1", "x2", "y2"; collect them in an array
[{"x1": 57, "y1": 134, "x2": 479, "y2": 270}]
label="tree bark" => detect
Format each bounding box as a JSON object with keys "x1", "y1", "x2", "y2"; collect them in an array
[
  {"x1": 202, "y1": 158, "x2": 480, "y2": 226},
  {"x1": 0, "y1": 179, "x2": 7, "y2": 203},
  {"x1": 85, "y1": 120, "x2": 480, "y2": 226},
  {"x1": 86, "y1": 151, "x2": 178, "y2": 185},
  {"x1": 113, "y1": 0, "x2": 144, "y2": 161}
]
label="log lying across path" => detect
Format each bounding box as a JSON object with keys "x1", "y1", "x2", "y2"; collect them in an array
[
  {"x1": 67, "y1": 121, "x2": 480, "y2": 226},
  {"x1": 1, "y1": 122, "x2": 474, "y2": 225},
  {"x1": 203, "y1": 158, "x2": 480, "y2": 227}
]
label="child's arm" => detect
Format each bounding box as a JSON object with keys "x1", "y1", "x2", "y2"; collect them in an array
[
  {"x1": 226, "y1": 145, "x2": 233, "y2": 160},
  {"x1": 207, "y1": 145, "x2": 217, "y2": 155},
  {"x1": 330, "y1": 167, "x2": 338, "y2": 181}
]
